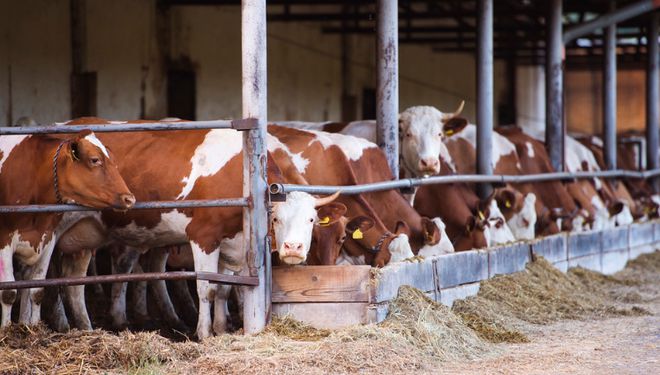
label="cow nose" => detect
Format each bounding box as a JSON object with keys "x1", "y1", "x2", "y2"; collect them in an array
[
  {"x1": 419, "y1": 158, "x2": 439, "y2": 170},
  {"x1": 119, "y1": 193, "x2": 136, "y2": 208},
  {"x1": 283, "y1": 242, "x2": 303, "y2": 253}
]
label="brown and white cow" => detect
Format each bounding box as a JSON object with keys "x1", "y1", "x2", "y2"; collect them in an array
[
  {"x1": 0, "y1": 131, "x2": 134, "y2": 327},
  {"x1": 268, "y1": 125, "x2": 454, "y2": 261},
  {"x1": 48, "y1": 118, "x2": 347, "y2": 339}
]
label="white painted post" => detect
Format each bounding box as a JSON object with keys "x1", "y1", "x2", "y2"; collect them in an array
[{"x1": 241, "y1": 0, "x2": 269, "y2": 334}]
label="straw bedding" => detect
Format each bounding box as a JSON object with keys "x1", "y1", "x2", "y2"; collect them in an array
[{"x1": 0, "y1": 251, "x2": 656, "y2": 374}]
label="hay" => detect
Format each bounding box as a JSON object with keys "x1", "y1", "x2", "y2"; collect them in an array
[
  {"x1": 266, "y1": 316, "x2": 331, "y2": 341},
  {"x1": 0, "y1": 323, "x2": 200, "y2": 374},
  {"x1": 453, "y1": 255, "x2": 652, "y2": 343}
]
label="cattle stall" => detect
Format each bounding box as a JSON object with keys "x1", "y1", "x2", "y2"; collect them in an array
[{"x1": 2, "y1": 0, "x2": 660, "y2": 336}]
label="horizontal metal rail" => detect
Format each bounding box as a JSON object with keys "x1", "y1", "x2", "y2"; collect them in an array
[
  {"x1": 0, "y1": 198, "x2": 249, "y2": 213},
  {"x1": 0, "y1": 118, "x2": 257, "y2": 135},
  {"x1": 0, "y1": 271, "x2": 259, "y2": 290},
  {"x1": 270, "y1": 169, "x2": 660, "y2": 195}
]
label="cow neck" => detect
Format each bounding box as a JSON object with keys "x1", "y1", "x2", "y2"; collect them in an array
[{"x1": 52, "y1": 138, "x2": 70, "y2": 204}]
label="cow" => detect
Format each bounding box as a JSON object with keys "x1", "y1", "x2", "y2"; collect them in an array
[
  {"x1": 339, "y1": 105, "x2": 518, "y2": 247},
  {"x1": 267, "y1": 125, "x2": 454, "y2": 260},
  {"x1": 0, "y1": 130, "x2": 135, "y2": 327},
  {"x1": 45, "y1": 117, "x2": 348, "y2": 339},
  {"x1": 564, "y1": 135, "x2": 629, "y2": 229},
  {"x1": 495, "y1": 126, "x2": 588, "y2": 234}
]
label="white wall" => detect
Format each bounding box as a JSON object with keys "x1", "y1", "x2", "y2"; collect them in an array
[
  {"x1": 1, "y1": 0, "x2": 71, "y2": 125},
  {"x1": 0, "y1": 1, "x2": 510, "y2": 125}
]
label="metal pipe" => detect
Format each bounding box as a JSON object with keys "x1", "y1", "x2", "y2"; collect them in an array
[
  {"x1": 0, "y1": 271, "x2": 259, "y2": 291},
  {"x1": 476, "y1": 0, "x2": 494, "y2": 199},
  {"x1": 564, "y1": 0, "x2": 660, "y2": 43},
  {"x1": 0, "y1": 198, "x2": 249, "y2": 214},
  {"x1": 0, "y1": 119, "x2": 244, "y2": 135},
  {"x1": 269, "y1": 168, "x2": 660, "y2": 196},
  {"x1": 241, "y1": 0, "x2": 270, "y2": 335},
  {"x1": 647, "y1": 12, "x2": 660, "y2": 192},
  {"x1": 603, "y1": 1, "x2": 617, "y2": 170},
  {"x1": 546, "y1": 0, "x2": 564, "y2": 172},
  {"x1": 376, "y1": 0, "x2": 399, "y2": 179}
]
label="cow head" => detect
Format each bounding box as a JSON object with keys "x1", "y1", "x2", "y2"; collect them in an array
[
  {"x1": 343, "y1": 219, "x2": 414, "y2": 267},
  {"x1": 481, "y1": 198, "x2": 516, "y2": 246},
  {"x1": 271, "y1": 191, "x2": 341, "y2": 265},
  {"x1": 309, "y1": 203, "x2": 376, "y2": 265},
  {"x1": 418, "y1": 217, "x2": 455, "y2": 256},
  {"x1": 56, "y1": 131, "x2": 135, "y2": 210},
  {"x1": 398, "y1": 102, "x2": 467, "y2": 177},
  {"x1": 494, "y1": 188, "x2": 537, "y2": 241}
]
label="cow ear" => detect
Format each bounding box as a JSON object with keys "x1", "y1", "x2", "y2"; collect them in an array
[
  {"x1": 67, "y1": 139, "x2": 81, "y2": 161},
  {"x1": 608, "y1": 201, "x2": 625, "y2": 216},
  {"x1": 346, "y1": 216, "x2": 375, "y2": 235},
  {"x1": 394, "y1": 221, "x2": 411, "y2": 236},
  {"x1": 316, "y1": 202, "x2": 348, "y2": 225},
  {"x1": 421, "y1": 217, "x2": 441, "y2": 245},
  {"x1": 442, "y1": 117, "x2": 468, "y2": 137},
  {"x1": 495, "y1": 188, "x2": 517, "y2": 211}
]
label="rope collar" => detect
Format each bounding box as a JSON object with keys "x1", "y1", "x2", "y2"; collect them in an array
[
  {"x1": 368, "y1": 231, "x2": 394, "y2": 254},
  {"x1": 53, "y1": 140, "x2": 69, "y2": 204}
]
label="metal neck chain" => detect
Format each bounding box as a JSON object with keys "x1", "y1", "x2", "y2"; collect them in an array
[
  {"x1": 52, "y1": 140, "x2": 68, "y2": 204},
  {"x1": 369, "y1": 231, "x2": 394, "y2": 254}
]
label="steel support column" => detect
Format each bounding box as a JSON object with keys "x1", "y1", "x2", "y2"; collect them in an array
[
  {"x1": 241, "y1": 0, "x2": 270, "y2": 334},
  {"x1": 603, "y1": 2, "x2": 617, "y2": 170},
  {"x1": 376, "y1": 0, "x2": 399, "y2": 179},
  {"x1": 546, "y1": 0, "x2": 564, "y2": 172},
  {"x1": 477, "y1": 0, "x2": 494, "y2": 198},
  {"x1": 647, "y1": 12, "x2": 660, "y2": 191}
]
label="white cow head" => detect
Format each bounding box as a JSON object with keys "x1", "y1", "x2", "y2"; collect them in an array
[
  {"x1": 398, "y1": 102, "x2": 468, "y2": 177},
  {"x1": 418, "y1": 217, "x2": 455, "y2": 257},
  {"x1": 484, "y1": 199, "x2": 516, "y2": 246},
  {"x1": 495, "y1": 189, "x2": 537, "y2": 241},
  {"x1": 271, "y1": 191, "x2": 340, "y2": 265}
]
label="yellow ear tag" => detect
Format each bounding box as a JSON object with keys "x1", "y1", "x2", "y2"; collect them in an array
[
  {"x1": 352, "y1": 228, "x2": 364, "y2": 240},
  {"x1": 445, "y1": 129, "x2": 454, "y2": 136},
  {"x1": 319, "y1": 216, "x2": 330, "y2": 226},
  {"x1": 478, "y1": 211, "x2": 485, "y2": 220},
  {"x1": 505, "y1": 200, "x2": 512, "y2": 208}
]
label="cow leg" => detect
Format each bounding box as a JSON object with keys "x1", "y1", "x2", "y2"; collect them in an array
[
  {"x1": 0, "y1": 247, "x2": 16, "y2": 327},
  {"x1": 169, "y1": 279, "x2": 198, "y2": 328},
  {"x1": 43, "y1": 255, "x2": 70, "y2": 332},
  {"x1": 191, "y1": 242, "x2": 220, "y2": 340},
  {"x1": 61, "y1": 250, "x2": 93, "y2": 330},
  {"x1": 213, "y1": 267, "x2": 234, "y2": 334},
  {"x1": 109, "y1": 246, "x2": 141, "y2": 330},
  {"x1": 147, "y1": 249, "x2": 188, "y2": 332},
  {"x1": 19, "y1": 238, "x2": 57, "y2": 325},
  {"x1": 87, "y1": 253, "x2": 105, "y2": 298},
  {"x1": 130, "y1": 262, "x2": 150, "y2": 326}
]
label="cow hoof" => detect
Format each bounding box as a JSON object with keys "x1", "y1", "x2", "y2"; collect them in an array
[
  {"x1": 111, "y1": 320, "x2": 130, "y2": 332},
  {"x1": 167, "y1": 318, "x2": 191, "y2": 334}
]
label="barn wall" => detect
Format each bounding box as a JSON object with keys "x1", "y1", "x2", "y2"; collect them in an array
[
  {"x1": 0, "y1": 0, "x2": 71, "y2": 125},
  {"x1": 516, "y1": 64, "x2": 655, "y2": 137},
  {"x1": 565, "y1": 68, "x2": 649, "y2": 135},
  {"x1": 1, "y1": 1, "x2": 510, "y2": 125}
]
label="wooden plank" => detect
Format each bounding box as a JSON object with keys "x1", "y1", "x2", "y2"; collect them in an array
[
  {"x1": 273, "y1": 302, "x2": 370, "y2": 329},
  {"x1": 272, "y1": 265, "x2": 372, "y2": 303}
]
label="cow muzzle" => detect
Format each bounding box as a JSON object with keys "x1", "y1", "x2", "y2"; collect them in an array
[
  {"x1": 114, "y1": 193, "x2": 136, "y2": 210},
  {"x1": 279, "y1": 242, "x2": 306, "y2": 264},
  {"x1": 418, "y1": 157, "x2": 440, "y2": 175}
]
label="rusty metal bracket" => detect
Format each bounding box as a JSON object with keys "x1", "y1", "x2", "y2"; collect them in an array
[{"x1": 231, "y1": 118, "x2": 259, "y2": 131}]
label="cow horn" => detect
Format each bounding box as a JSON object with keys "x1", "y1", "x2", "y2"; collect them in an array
[
  {"x1": 442, "y1": 100, "x2": 465, "y2": 121},
  {"x1": 315, "y1": 191, "x2": 341, "y2": 207}
]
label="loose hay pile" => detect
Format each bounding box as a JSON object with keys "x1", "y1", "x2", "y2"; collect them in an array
[
  {"x1": 1, "y1": 251, "x2": 657, "y2": 374},
  {"x1": 453, "y1": 253, "x2": 655, "y2": 344}
]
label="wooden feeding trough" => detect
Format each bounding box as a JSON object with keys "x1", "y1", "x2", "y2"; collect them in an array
[{"x1": 272, "y1": 221, "x2": 660, "y2": 329}]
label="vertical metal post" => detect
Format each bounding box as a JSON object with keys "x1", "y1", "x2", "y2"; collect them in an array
[
  {"x1": 376, "y1": 0, "x2": 399, "y2": 179},
  {"x1": 647, "y1": 12, "x2": 660, "y2": 191},
  {"x1": 603, "y1": 1, "x2": 617, "y2": 170},
  {"x1": 477, "y1": 0, "x2": 493, "y2": 199},
  {"x1": 241, "y1": 0, "x2": 269, "y2": 334},
  {"x1": 546, "y1": 0, "x2": 564, "y2": 172}
]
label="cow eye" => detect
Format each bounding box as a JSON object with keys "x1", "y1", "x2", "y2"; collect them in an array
[
  {"x1": 339, "y1": 236, "x2": 346, "y2": 244},
  {"x1": 406, "y1": 132, "x2": 412, "y2": 138},
  {"x1": 272, "y1": 217, "x2": 278, "y2": 223},
  {"x1": 90, "y1": 157, "x2": 102, "y2": 166},
  {"x1": 309, "y1": 218, "x2": 314, "y2": 223}
]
